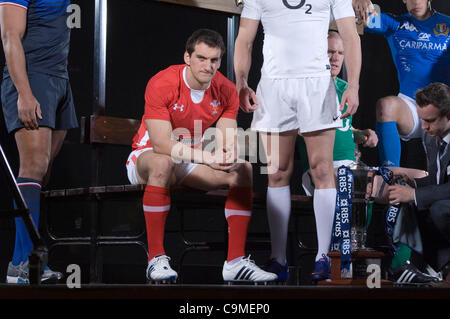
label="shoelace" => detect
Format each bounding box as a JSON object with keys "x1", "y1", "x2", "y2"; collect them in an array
[
  {"x1": 19, "y1": 262, "x2": 29, "y2": 277},
  {"x1": 241, "y1": 255, "x2": 260, "y2": 270},
  {"x1": 318, "y1": 253, "x2": 329, "y2": 263},
  {"x1": 153, "y1": 255, "x2": 172, "y2": 269}
]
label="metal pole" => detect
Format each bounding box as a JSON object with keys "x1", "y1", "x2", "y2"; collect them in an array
[
  {"x1": 90, "y1": 0, "x2": 108, "y2": 283},
  {"x1": 91, "y1": 0, "x2": 108, "y2": 187},
  {"x1": 0, "y1": 144, "x2": 26, "y2": 211},
  {"x1": 0, "y1": 143, "x2": 46, "y2": 284},
  {"x1": 94, "y1": 0, "x2": 107, "y2": 115},
  {"x1": 227, "y1": 15, "x2": 239, "y2": 83},
  {"x1": 0, "y1": 143, "x2": 40, "y2": 245}
]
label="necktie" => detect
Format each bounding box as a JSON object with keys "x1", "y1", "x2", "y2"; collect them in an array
[
  {"x1": 439, "y1": 141, "x2": 447, "y2": 160},
  {"x1": 437, "y1": 141, "x2": 447, "y2": 184}
]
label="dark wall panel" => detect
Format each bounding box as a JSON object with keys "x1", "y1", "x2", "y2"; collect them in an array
[{"x1": 106, "y1": 0, "x2": 230, "y2": 119}]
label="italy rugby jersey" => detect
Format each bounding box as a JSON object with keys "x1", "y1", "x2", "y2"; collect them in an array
[{"x1": 365, "y1": 11, "x2": 450, "y2": 99}]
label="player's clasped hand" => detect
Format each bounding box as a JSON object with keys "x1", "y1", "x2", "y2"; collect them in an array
[
  {"x1": 17, "y1": 94, "x2": 42, "y2": 130},
  {"x1": 207, "y1": 148, "x2": 239, "y2": 171},
  {"x1": 361, "y1": 129, "x2": 378, "y2": 147}
]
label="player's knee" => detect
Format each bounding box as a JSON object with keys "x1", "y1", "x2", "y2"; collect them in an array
[
  {"x1": 376, "y1": 96, "x2": 399, "y2": 122},
  {"x1": 268, "y1": 164, "x2": 292, "y2": 185},
  {"x1": 236, "y1": 161, "x2": 252, "y2": 175},
  {"x1": 309, "y1": 160, "x2": 333, "y2": 186},
  {"x1": 148, "y1": 155, "x2": 175, "y2": 181},
  {"x1": 229, "y1": 161, "x2": 253, "y2": 186},
  {"x1": 19, "y1": 151, "x2": 51, "y2": 180}
]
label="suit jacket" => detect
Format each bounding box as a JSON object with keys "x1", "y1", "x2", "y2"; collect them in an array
[{"x1": 414, "y1": 132, "x2": 450, "y2": 211}]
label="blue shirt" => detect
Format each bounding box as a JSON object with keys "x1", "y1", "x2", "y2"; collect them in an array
[
  {"x1": 0, "y1": 0, "x2": 71, "y2": 79},
  {"x1": 365, "y1": 11, "x2": 450, "y2": 99}
]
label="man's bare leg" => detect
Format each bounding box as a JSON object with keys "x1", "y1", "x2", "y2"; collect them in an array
[
  {"x1": 12, "y1": 128, "x2": 52, "y2": 266},
  {"x1": 42, "y1": 130, "x2": 67, "y2": 188}
]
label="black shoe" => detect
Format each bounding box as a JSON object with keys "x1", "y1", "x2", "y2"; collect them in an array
[{"x1": 388, "y1": 261, "x2": 438, "y2": 286}]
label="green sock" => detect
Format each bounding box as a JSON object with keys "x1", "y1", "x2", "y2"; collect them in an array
[{"x1": 390, "y1": 243, "x2": 411, "y2": 269}]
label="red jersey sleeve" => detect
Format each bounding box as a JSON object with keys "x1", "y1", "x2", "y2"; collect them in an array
[
  {"x1": 219, "y1": 80, "x2": 239, "y2": 120},
  {"x1": 142, "y1": 73, "x2": 174, "y2": 122}
]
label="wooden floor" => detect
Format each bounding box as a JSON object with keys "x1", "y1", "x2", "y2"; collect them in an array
[
  {"x1": 1, "y1": 284, "x2": 447, "y2": 316},
  {"x1": 0, "y1": 283, "x2": 448, "y2": 300}
]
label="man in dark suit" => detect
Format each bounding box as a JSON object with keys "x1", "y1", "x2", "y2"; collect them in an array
[{"x1": 388, "y1": 82, "x2": 450, "y2": 284}]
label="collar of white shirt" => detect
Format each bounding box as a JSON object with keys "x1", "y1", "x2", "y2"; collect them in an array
[{"x1": 440, "y1": 131, "x2": 450, "y2": 145}]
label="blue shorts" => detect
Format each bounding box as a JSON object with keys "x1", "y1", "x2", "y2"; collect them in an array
[{"x1": 1, "y1": 72, "x2": 78, "y2": 134}]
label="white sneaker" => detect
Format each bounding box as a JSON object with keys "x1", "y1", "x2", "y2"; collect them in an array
[
  {"x1": 222, "y1": 255, "x2": 277, "y2": 284},
  {"x1": 6, "y1": 262, "x2": 29, "y2": 284},
  {"x1": 6, "y1": 261, "x2": 63, "y2": 284},
  {"x1": 146, "y1": 255, "x2": 178, "y2": 283}
]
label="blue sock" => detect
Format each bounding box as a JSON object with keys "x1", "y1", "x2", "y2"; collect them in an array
[
  {"x1": 11, "y1": 219, "x2": 23, "y2": 266},
  {"x1": 375, "y1": 121, "x2": 401, "y2": 167},
  {"x1": 12, "y1": 177, "x2": 42, "y2": 265}
]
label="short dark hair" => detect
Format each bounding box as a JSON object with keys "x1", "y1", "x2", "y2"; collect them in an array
[
  {"x1": 415, "y1": 82, "x2": 450, "y2": 116},
  {"x1": 185, "y1": 29, "x2": 226, "y2": 57}
]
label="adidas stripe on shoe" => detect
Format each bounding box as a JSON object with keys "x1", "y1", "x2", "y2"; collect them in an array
[
  {"x1": 389, "y1": 261, "x2": 438, "y2": 286},
  {"x1": 222, "y1": 255, "x2": 277, "y2": 285}
]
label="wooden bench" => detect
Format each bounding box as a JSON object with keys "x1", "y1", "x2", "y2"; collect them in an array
[{"x1": 41, "y1": 115, "x2": 314, "y2": 283}]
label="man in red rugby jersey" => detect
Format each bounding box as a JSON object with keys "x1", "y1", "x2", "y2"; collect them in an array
[{"x1": 126, "y1": 29, "x2": 277, "y2": 284}]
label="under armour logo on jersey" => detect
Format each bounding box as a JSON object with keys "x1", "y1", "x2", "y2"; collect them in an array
[
  {"x1": 173, "y1": 103, "x2": 184, "y2": 112},
  {"x1": 399, "y1": 22, "x2": 418, "y2": 32}
]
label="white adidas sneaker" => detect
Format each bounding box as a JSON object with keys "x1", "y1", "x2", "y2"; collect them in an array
[
  {"x1": 222, "y1": 255, "x2": 277, "y2": 285},
  {"x1": 146, "y1": 255, "x2": 178, "y2": 284}
]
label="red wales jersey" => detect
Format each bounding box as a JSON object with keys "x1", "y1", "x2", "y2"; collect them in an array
[{"x1": 132, "y1": 64, "x2": 239, "y2": 151}]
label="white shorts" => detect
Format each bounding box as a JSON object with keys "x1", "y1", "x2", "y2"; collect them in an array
[
  {"x1": 398, "y1": 93, "x2": 422, "y2": 141},
  {"x1": 125, "y1": 148, "x2": 198, "y2": 185},
  {"x1": 251, "y1": 76, "x2": 343, "y2": 133}
]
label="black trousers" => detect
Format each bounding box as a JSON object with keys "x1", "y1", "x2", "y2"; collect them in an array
[{"x1": 417, "y1": 199, "x2": 450, "y2": 271}]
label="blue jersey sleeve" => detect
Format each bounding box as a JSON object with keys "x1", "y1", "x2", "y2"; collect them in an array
[
  {"x1": 365, "y1": 12, "x2": 400, "y2": 36},
  {"x1": 0, "y1": 0, "x2": 30, "y2": 9}
]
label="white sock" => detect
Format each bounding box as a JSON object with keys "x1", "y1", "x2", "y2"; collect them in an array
[
  {"x1": 266, "y1": 186, "x2": 291, "y2": 265},
  {"x1": 313, "y1": 188, "x2": 337, "y2": 261}
]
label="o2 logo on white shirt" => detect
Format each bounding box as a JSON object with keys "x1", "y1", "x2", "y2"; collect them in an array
[{"x1": 282, "y1": 0, "x2": 312, "y2": 14}]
